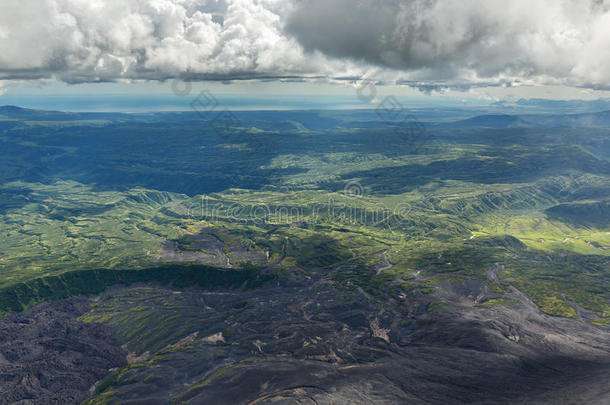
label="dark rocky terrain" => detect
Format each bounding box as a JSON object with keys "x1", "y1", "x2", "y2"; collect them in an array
[
  {"x1": 0, "y1": 298, "x2": 127, "y2": 404},
  {"x1": 2, "y1": 274, "x2": 607, "y2": 404}
]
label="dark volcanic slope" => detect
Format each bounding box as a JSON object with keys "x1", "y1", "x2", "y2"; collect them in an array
[
  {"x1": 0, "y1": 298, "x2": 127, "y2": 405},
  {"x1": 69, "y1": 277, "x2": 610, "y2": 405},
  {"x1": 0, "y1": 277, "x2": 608, "y2": 404}
]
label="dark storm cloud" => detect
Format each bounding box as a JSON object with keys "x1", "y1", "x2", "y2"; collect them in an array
[
  {"x1": 0, "y1": 0, "x2": 609, "y2": 90},
  {"x1": 285, "y1": 0, "x2": 610, "y2": 88}
]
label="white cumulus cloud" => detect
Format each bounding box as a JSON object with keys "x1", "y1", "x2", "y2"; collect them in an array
[
  {"x1": 1, "y1": 0, "x2": 610, "y2": 90},
  {"x1": 0, "y1": 0, "x2": 339, "y2": 82}
]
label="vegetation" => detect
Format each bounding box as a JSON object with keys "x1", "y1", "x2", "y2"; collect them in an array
[
  {"x1": 0, "y1": 106, "x2": 608, "y2": 327},
  {"x1": 0, "y1": 264, "x2": 272, "y2": 315}
]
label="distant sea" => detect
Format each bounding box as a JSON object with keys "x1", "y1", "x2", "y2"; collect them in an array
[
  {"x1": 0, "y1": 94, "x2": 488, "y2": 113},
  {"x1": 3, "y1": 93, "x2": 609, "y2": 115}
]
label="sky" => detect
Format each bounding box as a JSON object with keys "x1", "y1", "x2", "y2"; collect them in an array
[{"x1": 1, "y1": 0, "x2": 610, "y2": 109}]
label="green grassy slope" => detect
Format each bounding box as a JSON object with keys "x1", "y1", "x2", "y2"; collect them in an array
[{"x1": 0, "y1": 108, "x2": 608, "y2": 325}]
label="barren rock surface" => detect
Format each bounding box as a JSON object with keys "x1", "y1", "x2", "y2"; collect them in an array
[
  {"x1": 0, "y1": 298, "x2": 127, "y2": 405},
  {"x1": 1, "y1": 277, "x2": 609, "y2": 404}
]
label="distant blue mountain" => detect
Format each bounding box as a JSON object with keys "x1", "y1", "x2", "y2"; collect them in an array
[
  {"x1": 526, "y1": 110, "x2": 610, "y2": 127},
  {"x1": 4, "y1": 104, "x2": 610, "y2": 129},
  {"x1": 447, "y1": 114, "x2": 537, "y2": 128},
  {"x1": 0, "y1": 105, "x2": 48, "y2": 118},
  {"x1": 0, "y1": 105, "x2": 139, "y2": 122},
  {"x1": 446, "y1": 110, "x2": 610, "y2": 128},
  {"x1": 514, "y1": 98, "x2": 610, "y2": 112}
]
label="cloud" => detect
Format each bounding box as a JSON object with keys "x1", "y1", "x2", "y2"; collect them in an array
[
  {"x1": 0, "y1": 0, "x2": 609, "y2": 90},
  {"x1": 286, "y1": 0, "x2": 610, "y2": 89},
  {"x1": 0, "y1": 0, "x2": 336, "y2": 82}
]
